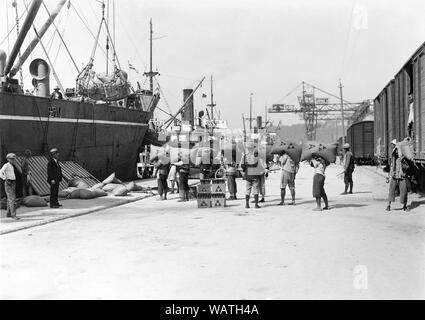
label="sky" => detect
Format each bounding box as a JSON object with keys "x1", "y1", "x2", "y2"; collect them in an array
[{"x1": 1, "y1": 0, "x2": 425, "y2": 129}]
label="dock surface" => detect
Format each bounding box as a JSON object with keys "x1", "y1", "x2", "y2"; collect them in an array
[{"x1": 1, "y1": 164, "x2": 424, "y2": 299}]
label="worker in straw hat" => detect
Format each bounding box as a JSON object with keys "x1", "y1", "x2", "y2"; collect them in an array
[
  {"x1": 47, "y1": 148, "x2": 63, "y2": 208},
  {"x1": 341, "y1": 143, "x2": 355, "y2": 195},
  {"x1": 0, "y1": 153, "x2": 19, "y2": 219}
]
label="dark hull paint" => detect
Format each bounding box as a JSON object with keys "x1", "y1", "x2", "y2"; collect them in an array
[{"x1": 0, "y1": 92, "x2": 153, "y2": 181}]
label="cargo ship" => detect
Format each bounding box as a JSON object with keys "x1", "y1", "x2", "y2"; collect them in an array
[{"x1": 0, "y1": 0, "x2": 159, "y2": 181}]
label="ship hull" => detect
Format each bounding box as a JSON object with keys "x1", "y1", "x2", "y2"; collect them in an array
[{"x1": 0, "y1": 92, "x2": 150, "y2": 181}]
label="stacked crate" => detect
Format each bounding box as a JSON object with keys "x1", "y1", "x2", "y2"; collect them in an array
[
  {"x1": 197, "y1": 179, "x2": 212, "y2": 208},
  {"x1": 211, "y1": 178, "x2": 226, "y2": 208},
  {"x1": 196, "y1": 179, "x2": 227, "y2": 208}
]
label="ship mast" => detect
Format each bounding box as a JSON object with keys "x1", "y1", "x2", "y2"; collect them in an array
[{"x1": 144, "y1": 19, "x2": 158, "y2": 93}]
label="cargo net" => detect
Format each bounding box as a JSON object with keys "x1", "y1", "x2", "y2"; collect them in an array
[{"x1": 76, "y1": 64, "x2": 130, "y2": 102}]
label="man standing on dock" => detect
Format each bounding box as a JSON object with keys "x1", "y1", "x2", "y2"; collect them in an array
[
  {"x1": 341, "y1": 143, "x2": 354, "y2": 194},
  {"x1": 277, "y1": 151, "x2": 298, "y2": 206},
  {"x1": 240, "y1": 143, "x2": 265, "y2": 209},
  {"x1": 0, "y1": 153, "x2": 19, "y2": 219},
  {"x1": 47, "y1": 148, "x2": 63, "y2": 208}
]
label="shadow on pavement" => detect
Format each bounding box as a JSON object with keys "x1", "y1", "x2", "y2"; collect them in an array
[
  {"x1": 331, "y1": 203, "x2": 367, "y2": 209},
  {"x1": 348, "y1": 191, "x2": 373, "y2": 194},
  {"x1": 410, "y1": 200, "x2": 425, "y2": 210}
]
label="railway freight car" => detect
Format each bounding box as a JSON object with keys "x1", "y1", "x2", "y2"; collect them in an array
[
  {"x1": 374, "y1": 41, "x2": 425, "y2": 193},
  {"x1": 346, "y1": 121, "x2": 375, "y2": 165}
]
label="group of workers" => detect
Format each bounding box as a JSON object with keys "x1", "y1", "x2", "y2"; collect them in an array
[
  {"x1": 0, "y1": 139, "x2": 415, "y2": 220},
  {"x1": 148, "y1": 139, "x2": 414, "y2": 212},
  {"x1": 149, "y1": 142, "x2": 357, "y2": 211}
]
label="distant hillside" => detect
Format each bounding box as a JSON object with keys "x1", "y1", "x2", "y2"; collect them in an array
[{"x1": 272, "y1": 121, "x2": 346, "y2": 143}]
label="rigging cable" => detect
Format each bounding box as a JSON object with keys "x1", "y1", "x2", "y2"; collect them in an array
[
  {"x1": 155, "y1": 78, "x2": 174, "y2": 115},
  {"x1": 51, "y1": 2, "x2": 73, "y2": 69},
  {"x1": 340, "y1": 0, "x2": 356, "y2": 78},
  {"x1": 0, "y1": 8, "x2": 25, "y2": 47},
  {"x1": 43, "y1": 1, "x2": 79, "y2": 73},
  {"x1": 6, "y1": 0, "x2": 10, "y2": 53},
  {"x1": 70, "y1": 2, "x2": 113, "y2": 65},
  {"x1": 13, "y1": 0, "x2": 24, "y2": 87},
  {"x1": 273, "y1": 82, "x2": 303, "y2": 104}
]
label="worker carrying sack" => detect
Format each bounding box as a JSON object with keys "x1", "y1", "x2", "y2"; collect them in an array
[
  {"x1": 301, "y1": 141, "x2": 338, "y2": 163},
  {"x1": 271, "y1": 139, "x2": 302, "y2": 163}
]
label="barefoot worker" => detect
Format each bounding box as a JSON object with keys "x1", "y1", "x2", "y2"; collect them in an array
[{"x1": 310, "y1": 155, "x2": 329, "y2": 211}]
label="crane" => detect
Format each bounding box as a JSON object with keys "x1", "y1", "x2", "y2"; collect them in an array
[{"x1": 268, "y1": 81, "x2": 371, "y2": 140}]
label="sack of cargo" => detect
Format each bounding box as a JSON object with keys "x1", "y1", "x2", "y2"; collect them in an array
[
  {"x1": 60, "y1": 187, "x2": 78, "y2": 194},
  {"x1": 58, "y1": 190, "x2": 71, "y2": 198},
  {"x1": 68, "y1": 178, "x2": 90, "y2": 189},
  {"x1": 22, "y1": 195, "x2": 48, "y2": 207},
  {"x1": 102, "y1": 173, "x2": 115, "y2": 184},
  {"x1": 91, "y1": 188, "x2": 108, "y2": 197},
  {"x1": 102, "y1": 173, "x2": 122, "y2": 185},
  {"x1": 150, "y1": 145, "x2": 169, "y2": 161},
  {"x1": 312, "y1": 143, "x2": 338, "y2": 164},
  {"x1": 132, "y1": 183, "x2": 144, "y2": 191},
  {"x1": 69, "y1": 189, "x2": 82, "y2": 199},
  {"x1": 90, "y1": 182, "x2": 105, "y2": 190},
  {"x1": 301, "y1": 141, "x2": 337, "y2": 163},
  {"x1": 112, "y1": 185, "x2": 129, "y2": 196},
  {"x1": 79, "y1": 189, "x2": 97, "y2": 200},
  {"x1": 102, "y1": 183, "x2": 121, "y2": 192},
  {"x1": 226, "y1": 166, "x2": 237, "y2": 176},
  {"x1": 125, "y1": 181, "x2": 135, "y2": 192},
  {"x1": 398, "y1": 138, "x2": 414, "y2": 160},
  {"x1": 301, "y1": 141, "x2": 318, "y2": 162},
  {"x1": 169, "y1": 147, "x2": 190, "y2": 164},
  {"x1": 271, "y1": 139, "x2": 302, "y2": 163}
]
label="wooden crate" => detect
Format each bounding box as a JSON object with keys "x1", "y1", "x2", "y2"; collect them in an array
[{"x1": 197, "y1": 184, "x2": 211, "y2": 193}]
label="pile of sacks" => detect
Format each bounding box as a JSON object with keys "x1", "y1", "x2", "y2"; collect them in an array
[{"x1": 58, "y1": 173, "x2": 140, "y2": 200}]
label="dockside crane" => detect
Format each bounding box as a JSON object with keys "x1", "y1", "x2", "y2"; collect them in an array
[{"x1": 268, "y1": 81, "x2": 371, "y2": 141}]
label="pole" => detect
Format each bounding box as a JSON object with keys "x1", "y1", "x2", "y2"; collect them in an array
[
  {"x1": 339, "y1": 79, "x2": 346, "y2": 143},
  {"x1": 242, "y1": 113, "x2": 247, "y2": 153},
  {"x1": 149, "y1": 19, "x2": 153, "y2": 92},
  {"x1": 143, "y1": 19, "x2": 159, "y2": 93},
  {"x1": 249, "y1": 93, "x2": 253, "y2": 131},
  {"x1": 210, "y1": 75, "x2": 214, "y2": 120}
]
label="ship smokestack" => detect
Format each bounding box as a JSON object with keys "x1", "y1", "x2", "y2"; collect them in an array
[
  {"x1": 30, "y1": 58, "x2": 50, "y2": 97},
  {"x1": 182, "y1": 89, "x2": 194, "y2": 127},
  {"x1": 10, "y1": 0, "x2": 67, "y2": 77},
  {"x1": 0, "y1": 49, "x2": 6, "y2": 75},
  {"x1": 3, "y1": 0, "x2": 43, "y2": 77},
  {"x1": 257, "y1": 116, "x2": 262, "y2": 129}
]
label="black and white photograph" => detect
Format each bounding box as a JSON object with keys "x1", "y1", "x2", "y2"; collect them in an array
[{"x1": 0, "y1": 0, "x2": 424, "y2": 303}]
